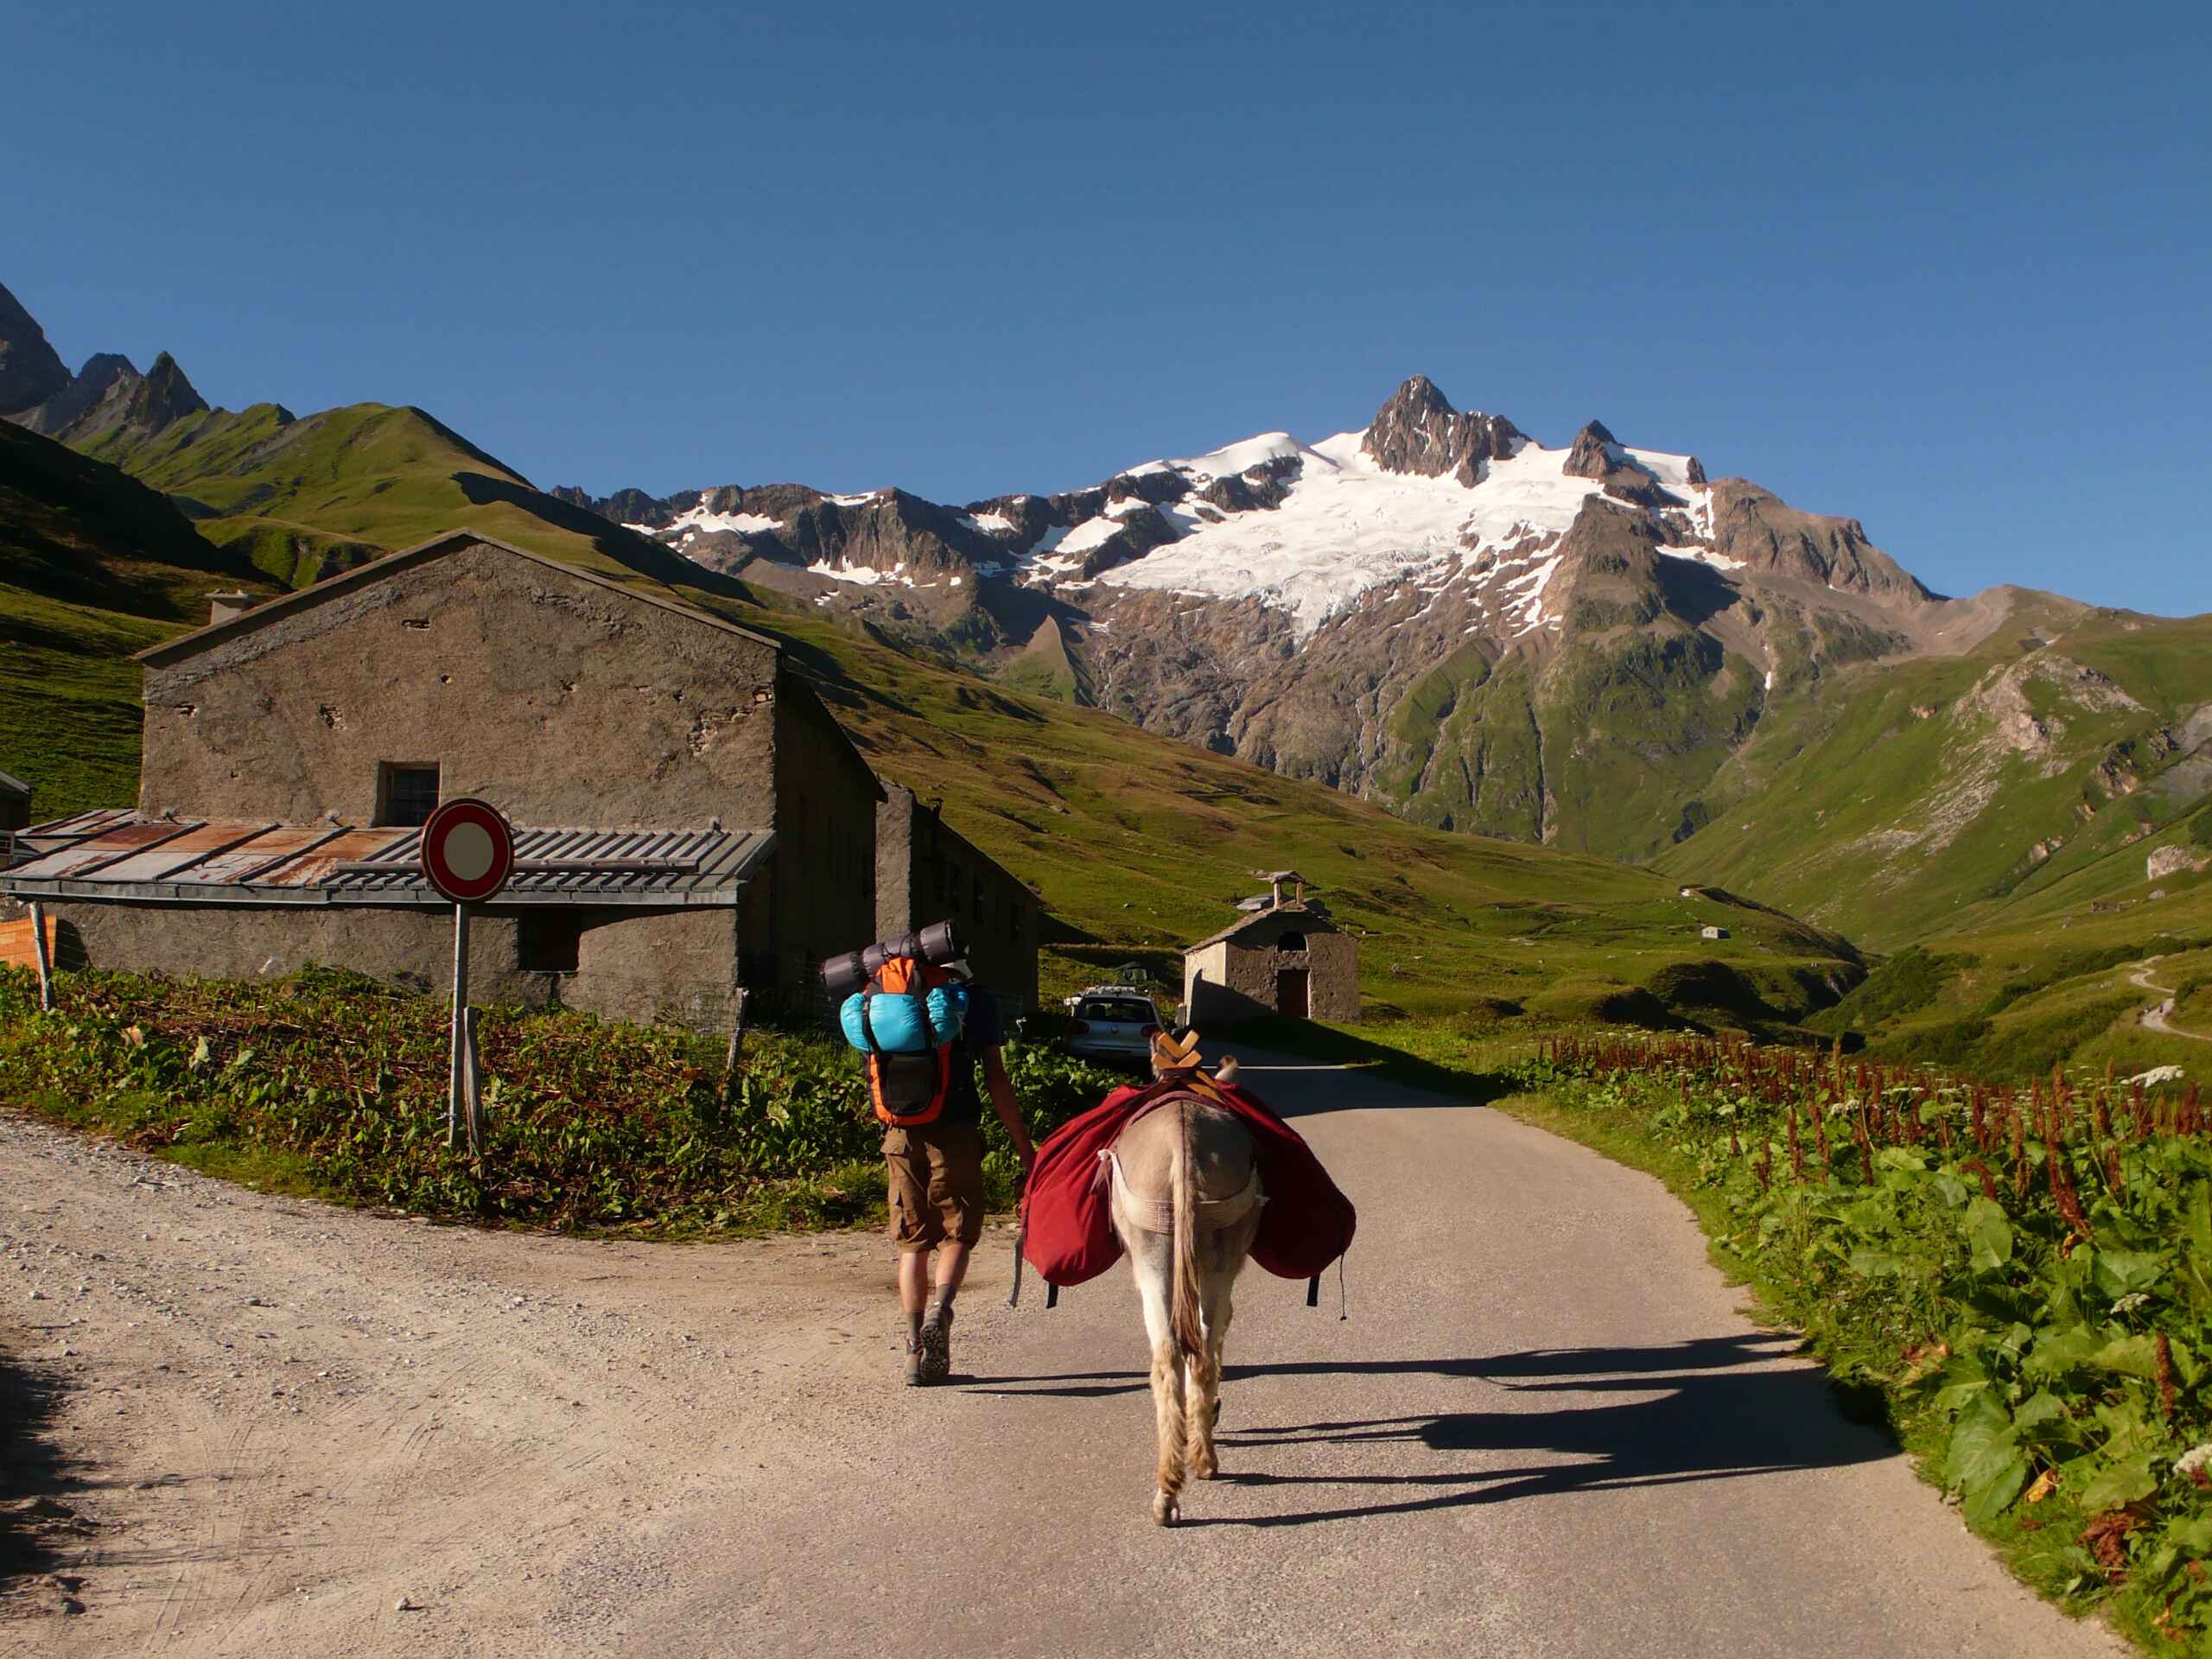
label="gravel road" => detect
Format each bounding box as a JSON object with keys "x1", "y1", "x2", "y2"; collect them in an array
[
  {"x1": 2133, "y1": 961, "x2": 2210, "y2": 1043},
  {"x1": 3, "y1": 1055, "x2": 2120, "y2": 1657}
]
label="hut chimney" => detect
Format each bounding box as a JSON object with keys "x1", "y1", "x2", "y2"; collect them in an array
[{"x1": 207, "y1": 590, "x2": 255, "y2": 626}]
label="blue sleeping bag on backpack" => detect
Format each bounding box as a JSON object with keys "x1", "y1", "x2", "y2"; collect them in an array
[{"x1": 840, "y1": 982, "x2": 968, "y2": 1054}]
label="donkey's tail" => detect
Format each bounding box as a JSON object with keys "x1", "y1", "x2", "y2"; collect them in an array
[{"x1": 1170, "y1": 1099, "x2": 1205, "y2": 1360}]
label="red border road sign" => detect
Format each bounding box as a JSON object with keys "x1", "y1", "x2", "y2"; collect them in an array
[{"x1": 420, "y1": 798, "x2": 515, "y2": 905}]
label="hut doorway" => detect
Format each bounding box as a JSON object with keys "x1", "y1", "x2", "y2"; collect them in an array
[{"x1": 1276, "y1": 966, "x2": 1310, "y2": 1019}]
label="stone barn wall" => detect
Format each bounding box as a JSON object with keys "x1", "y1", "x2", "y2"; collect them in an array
[
  {"x1": 876, "y1": 784, "x2": 1041, "y2": 1010},
  {"x1": 138, "y1": 541, "x2": 785, "y2": 830},
  {"x1": 127, "y1": 536, "x2": 880, "y2": 1014},
  {"x1": 41, "y1": 901, "x2": 742, "y2": 1030}
]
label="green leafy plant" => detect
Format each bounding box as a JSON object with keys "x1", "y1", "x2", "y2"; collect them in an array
[
  {"x1": 1527, "y1": 1032, "x2": 2212, "y2": 1646},
  {"x1": 0, "y1": 966, "x2": 1122, "y2": 1236}
]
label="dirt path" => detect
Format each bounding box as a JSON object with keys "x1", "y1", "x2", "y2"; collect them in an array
[
  {"x1": 2133, "y1": 960, "x2": 2212, "y2": 1042},
  {"x1": 3, "y1": 1058, "x2": 2120, "y2": 1657}
]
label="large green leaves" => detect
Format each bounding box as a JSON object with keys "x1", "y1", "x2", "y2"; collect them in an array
[
  {"x1": 1964, "y1": 1196, "x2": 2012, "y2": 1272},
  {"x1": 2076, "y1": 1454, "x2": 2158, "y2": 1514},
  {"x1": 1946, "y1": 1393, "x2": 2031, "y2": 1524}
]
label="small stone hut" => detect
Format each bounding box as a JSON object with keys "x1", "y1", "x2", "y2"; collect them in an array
[{"x1": 1182, "y1": 871, "x2": 1357, "y2": 1025}]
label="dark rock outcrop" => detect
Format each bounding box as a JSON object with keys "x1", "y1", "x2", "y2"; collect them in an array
[
  {"x1": 1707, "y1": 480, "x2": 1935, "y2": 603},
  {"x1": 48, "y1": 350, "x2": 209, "y2": 443},
  {"x1": 1361, "y1": 375, "x2": 1522, "y2": 486},
  {"x1": 1561, "y1": 419, "x2": 1684, "y2": 510},
  {"x1": 0, "y1": 282, "x2": 71, "y2": 417},
  {"x1": 23, "y1": 353, "x2": 137, "y2": 435}
]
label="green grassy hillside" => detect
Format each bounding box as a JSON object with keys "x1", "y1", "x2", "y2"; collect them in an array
[
  {"x1": 702, "y1": 588, "x2": 1861, "y2": 1020},
  {"x1": 1806, "y1": 797, "x2": 2212, "y2": 1077},
  {"x1": 0, "y1": 423, "x2": 276, "y2": 817},
  {"x1": 1656, "y1": 607, "x2": 2212, "y2": 949},
  {"x1": 71, "y1": 399, "x2": 658, "y2": 588}
]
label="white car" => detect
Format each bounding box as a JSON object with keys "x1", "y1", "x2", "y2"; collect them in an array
[{"x1": 1064, "y1": 987, "x2": 1163, "y2": 1068}]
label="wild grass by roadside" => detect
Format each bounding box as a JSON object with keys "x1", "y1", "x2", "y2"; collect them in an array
[{"x1": 0, "y1": 966, "x2": 1121, "y2": 1236}]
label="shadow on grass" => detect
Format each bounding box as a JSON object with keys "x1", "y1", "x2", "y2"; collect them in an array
[{"x1": 968, "y1": 1332, "x2": 1896, "y2": 1528}]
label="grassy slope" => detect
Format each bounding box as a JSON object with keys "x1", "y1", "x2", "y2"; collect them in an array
[
  {"x1": 71, "y1": 400, "x2": 658, "y2": 583},
  {"x1": 1805, "y1": 801, "x2": 2212, "y2": 1078},
  {"x1": 709, "y1": 593, "x2": 1859, "y2": 1019},
  {"x1": 0, "y1": 423, "x2": 278, "y2": 817},
  {"x1": 1656, "y1": 608, "x2": 2212, "y2": 949}
]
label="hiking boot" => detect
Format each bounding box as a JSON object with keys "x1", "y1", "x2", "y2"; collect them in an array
[
  {"x1": 918, "y1": 1303, "x2": 953, "y2": 1385},
  {"x1": 903, "y1": 1337, "x2": 926, "y2": 1387}
]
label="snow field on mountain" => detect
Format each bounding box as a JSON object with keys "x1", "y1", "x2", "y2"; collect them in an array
[
  {"x1": 1084, "y1": 429, "x2": 1710, "y2": 635},
  {"x1": 626, "y1": 504, "x2": 786, "y2": 537}
]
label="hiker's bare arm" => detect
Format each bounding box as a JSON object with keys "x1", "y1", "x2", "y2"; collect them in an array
[{"x1": 982, "y1": 1047, "x2": 1035, "y2": 1166}]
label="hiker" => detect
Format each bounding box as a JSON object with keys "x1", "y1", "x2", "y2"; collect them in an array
[{"x1": 885, "y1": 976, "x2": 1036, "y2": 1386}]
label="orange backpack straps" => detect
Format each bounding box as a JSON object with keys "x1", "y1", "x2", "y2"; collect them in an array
[{"x1": 866, "y1": 958, "x2": 955, "y2": 1128}]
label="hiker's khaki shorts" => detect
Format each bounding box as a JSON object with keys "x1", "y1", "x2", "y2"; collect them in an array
[{"x1": 883, "y1": 1122, "x2": 985, "y2": 1251}]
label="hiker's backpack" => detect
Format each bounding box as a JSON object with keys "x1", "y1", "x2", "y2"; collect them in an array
[{"x1": 838, "y1": 957, "x2": 969, "y2": 1127}]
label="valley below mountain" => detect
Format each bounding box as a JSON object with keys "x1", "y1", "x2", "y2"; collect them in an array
[{"x1": 6, "y1": 277, "x2": 2209, "y2": 1022}]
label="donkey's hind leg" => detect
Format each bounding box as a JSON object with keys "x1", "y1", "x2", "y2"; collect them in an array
[
  {"x1": 1126, "y1": 1228, "x2": 1186, "y2": 1526},
  {"x1": 1185, "y1": 1255, "x2": 1235, "y2": 1479}
]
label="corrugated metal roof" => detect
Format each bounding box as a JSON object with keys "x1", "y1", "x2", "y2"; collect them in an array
[{"x1": 0, "y1": 812, "x2": 772, "y2": 908}]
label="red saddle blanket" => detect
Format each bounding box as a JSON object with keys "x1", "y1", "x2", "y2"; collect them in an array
[{"x1": 1020, "y1": 1077, "x2": 1356, "y2": 1287}]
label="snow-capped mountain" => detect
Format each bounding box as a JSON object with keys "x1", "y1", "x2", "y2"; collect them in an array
[{"x1": 560, "y1": 376, "x2": 2013, "y2": 860}]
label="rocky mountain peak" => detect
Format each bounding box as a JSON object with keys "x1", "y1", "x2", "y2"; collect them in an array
[
  {"x1": 127, "y1": 353, "x2": 208, "y2": 434},
  {"x1": 1361, "y1": 374, "x2": 1523, "y2": 487},
  {"x1": 22, "y1": 352, "x2": 138, "y2": 436},
  {"x1": 1562, "y1": 420, "x2": 1620, "y2": 480},
  {"x1": 0, "y1": 281, "x2": 71, "y2": 417}
]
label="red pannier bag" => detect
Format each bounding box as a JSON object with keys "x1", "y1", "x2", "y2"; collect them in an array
[{"x1": 1020, "y1": 1077, "x2": 1356, "y2": 1289}]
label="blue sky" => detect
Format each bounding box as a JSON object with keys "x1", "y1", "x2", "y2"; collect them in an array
[{"x1": 15, "y1": 2, "x2": 2209, "y2": 613}]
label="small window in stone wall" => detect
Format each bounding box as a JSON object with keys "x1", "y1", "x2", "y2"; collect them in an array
[
  {"x1": 376, "y1": 763, "x2": 441, "y2": 827},
  {"x1": 518, "y1": 912, "x2": 582, "y2": 974},
  {"x1": 1276, "y1": 931, "x2": 1308, "y2": 952}
]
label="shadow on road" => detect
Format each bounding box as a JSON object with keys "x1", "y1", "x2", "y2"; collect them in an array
[
  {"x1": 0, "y1": 1336, "x2": 85, "y2": 1602},
  {"x1": 1204, "y1": 1024, "x2": 1518, "y2": 1115},
  {"x1": 968, "y1": 1333, "x2": 1896, "y2": 1529}
]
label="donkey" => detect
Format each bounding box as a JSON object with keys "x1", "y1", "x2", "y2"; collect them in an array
[{"x1": 1107, "y1": 1046, "x2": 1262, "y2": 1526}]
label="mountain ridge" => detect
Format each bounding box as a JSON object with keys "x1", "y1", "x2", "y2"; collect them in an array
[{"x1": 5, "y1": 278, "x2": 2203, "y2": 964}]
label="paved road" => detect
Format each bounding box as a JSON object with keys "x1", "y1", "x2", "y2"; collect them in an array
[
  {"x1": 4, "y1": 1057, "x2": 2117, "y2": 1656},
  {"x1": 635, "y1": 1054, "x2": 2112, "y2": 1659}
]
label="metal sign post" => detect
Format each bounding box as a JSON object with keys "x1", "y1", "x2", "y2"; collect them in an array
[{"x1": 418, "y1": 798, "x2": 516, "y2": 1154}]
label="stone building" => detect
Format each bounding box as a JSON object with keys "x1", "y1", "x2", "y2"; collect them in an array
[
  {"x1": 876, "y1": 783, "x2": 1042, "y2": 1011},
  {"x1": 1182, "y1": 872, "x2": 1358, "y2": 1026},
  {"x1": 1, "y1": 531, "x2": 885, "y2": 1026}
]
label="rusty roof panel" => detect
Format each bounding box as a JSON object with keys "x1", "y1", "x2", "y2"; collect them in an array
[
  {"x1": 275, "y1": 829, "x2": 416, "y2": 888},
  {"x1": 2, "y1": 815, "x2": 771, "y2": 906},
  {"x1": 203, "y1": 825, "x2": 356, "y2": 886},
  {"x1": 93, "y1": 823, "x2": 280, "y2": 884}
]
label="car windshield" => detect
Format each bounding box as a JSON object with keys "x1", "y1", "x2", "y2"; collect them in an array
[{"x1": 1080, "y1": 999, "x2": 1154, "y2": 1024}]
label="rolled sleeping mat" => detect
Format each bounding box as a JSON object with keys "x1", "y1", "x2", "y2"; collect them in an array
[{"x1": 839, "y1": 985, "x2": 969, "y2": 1053}]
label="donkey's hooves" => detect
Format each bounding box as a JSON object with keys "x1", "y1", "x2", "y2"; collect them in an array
[{"x1": 1153, "y1": 1495, "x2": 1180, "y2": 1527}]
